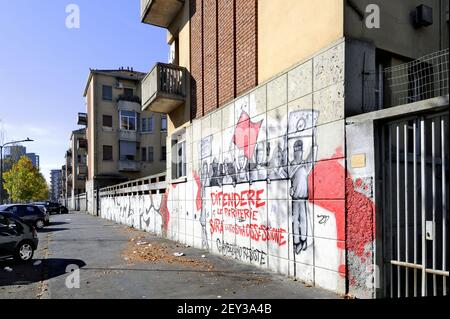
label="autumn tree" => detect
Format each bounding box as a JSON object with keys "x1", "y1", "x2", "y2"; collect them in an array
[{"x1": 3, "y1": 156, "x2": 49, "y2": 202}]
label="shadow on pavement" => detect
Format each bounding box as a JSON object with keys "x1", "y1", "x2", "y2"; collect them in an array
[
  {"x1": 49, "y1": 222, "x2": 69, "y2": 226},
  {"x1": 37, "y1": 228, "x2": 69, "y2": 233},
  {"x1": 0, "y1": 258, "x2": 86, "y2": 287}
]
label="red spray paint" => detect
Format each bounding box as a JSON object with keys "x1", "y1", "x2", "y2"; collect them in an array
[
  {"x1": 307, "y1": 148, "x2": 376, "y2": 278},
  {"x1": 159, "y1": 189, "x2": 171, "y2": 233}
]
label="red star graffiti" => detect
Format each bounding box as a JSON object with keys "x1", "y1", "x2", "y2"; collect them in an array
[{"x1": 232, "y1": 111, "x2": 263, "y2": 159}]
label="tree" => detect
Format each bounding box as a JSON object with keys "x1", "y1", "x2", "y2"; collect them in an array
[{"x1": 3, "y1": 156, "x2": 49, "y2": 203}]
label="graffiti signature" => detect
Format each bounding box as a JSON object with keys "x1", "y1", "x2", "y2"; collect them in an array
[{"x1": 317, "y1": 215, "x2": 330, "y2": 225}]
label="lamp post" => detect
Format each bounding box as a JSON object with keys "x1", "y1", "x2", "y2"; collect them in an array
[{"x1": 0, "y1": 138, "x2": 34, "y2": 204}]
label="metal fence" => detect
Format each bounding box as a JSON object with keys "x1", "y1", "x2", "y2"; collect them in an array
[
  {"x1": 385, "y1": 49, "x2": 449, "y2": 108},
  {"x1": 381, "y1": 112, "x2": 449, "y2": 297}
]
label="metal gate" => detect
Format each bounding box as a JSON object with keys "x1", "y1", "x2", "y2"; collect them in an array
[{"x1": 380, "y1": 111, "x2": 449, "y2": 297}]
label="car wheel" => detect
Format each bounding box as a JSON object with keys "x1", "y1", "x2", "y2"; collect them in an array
[
  {"x1": 15, "y1": 242, "x2": 34, "y2": 262},
  {"x1": 35, "y1": 219, "x2": 45, "y2": 229}
]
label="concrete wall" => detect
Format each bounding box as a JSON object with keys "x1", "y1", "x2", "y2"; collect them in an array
[
  {"x1": 98, "y1": 40, "x2": 379, "y2": 297},
  {"x1": 101, "y1": 193, "x2": 166, "y2": 237},
  {"x1": 345, "y1": 0, "x2": 446, "y2": 59},
  {"x1": 345, "y1": 120, "x2": 377, "y2": 299},
  {"x1": 258, "y1": 0, "x2": 344, "y2": 83},
  {"x1": 167, "y1": 1, "x2": 191, "y2": 133}
]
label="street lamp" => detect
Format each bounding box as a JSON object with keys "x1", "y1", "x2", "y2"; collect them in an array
[{"x1": 0, "y1": 138, "x2": 34, "y2": 204}]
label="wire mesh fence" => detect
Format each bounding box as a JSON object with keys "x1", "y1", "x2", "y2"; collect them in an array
[{"x1": 385, "y1": 49, "x2": 449, "y2": 107}]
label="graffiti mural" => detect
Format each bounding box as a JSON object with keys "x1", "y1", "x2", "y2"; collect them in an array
[
  {"x1": 196, "y1": 107, "x2": 319, "y2": 257},
  {"x1": 97, "y1": 42, "x2": 377, "y2": 297}
]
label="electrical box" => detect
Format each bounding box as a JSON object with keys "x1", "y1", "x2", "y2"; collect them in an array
[{"x1": 414, "y1": 5, "x2": 433, "y2": 27}]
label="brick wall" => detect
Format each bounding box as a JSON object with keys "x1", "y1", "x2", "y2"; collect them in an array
[
  {"x1": 218, "y1": 0, "x2": 235, "y2": 106},
  {"x1": 235, "y1": 0, "x2": 257, "y2": 96},
  {"x1": 190, "y1": 0, "x2": 204, "y2": 120},
  {"x1": 203, "y1": 0, "x2": 218, "y2": 115},
  {"x1": 190, "y1": 0, "x2": 257, "y2": 120}
]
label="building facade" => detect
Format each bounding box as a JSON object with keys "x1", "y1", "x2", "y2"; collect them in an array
[
  {"x1": 128, "y1": 0, "x2": 450, "y2": 298},
  {"x1": 50, "y1": 169, "x2": 62, "y2": 202},
  {"x1": 25, "y1": 153, "x2": 40, "y2": 169},
  {"x1": 80, "y1": 68, "x2": 168, "y2": 211},
  {"x1": 3, "y1": 146, "x2": 40, "y2": 170}
]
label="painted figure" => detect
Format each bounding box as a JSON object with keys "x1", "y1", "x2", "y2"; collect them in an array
[
  {"x1": 236, "y1": 149, "x2": 249, "y2": 183},
  {"x1": 268, "y1": 143, "x2": 288, "y2": 181},
  {"x1": 250, "y1": 143, "x2": 268, "y2": 182},
  {"x1": 209, "y1": 158, "x2": 222, "y2": 187},
  {"x1": 289, "y1": 139, "x2": 314, "y2": 254},
  {"x1": 200, "y1": 161, "x2": 209, "y2": 249},
  {"x1": 222, "y1": 158, "x2": 236, "y2": 185}
]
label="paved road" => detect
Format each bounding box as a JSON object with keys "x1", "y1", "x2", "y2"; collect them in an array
[{"x1": 0, "y1": 212, "x2": 339, "y2": 299}]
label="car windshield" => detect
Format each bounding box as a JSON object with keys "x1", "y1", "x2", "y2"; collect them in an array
[{"x1": 0, "y1": 205, "x2": 9, "y2": 211}]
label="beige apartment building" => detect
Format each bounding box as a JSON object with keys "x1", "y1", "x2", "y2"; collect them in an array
[
  {"x1": 80, "y1": 68, "x2": 167, "y2": 196},
  {"x1": 133, "y1": 0, "x2": 449, "y2": 298},
  {"x1": 63, "y1": 129, "x2": 87, "y2": 208}
]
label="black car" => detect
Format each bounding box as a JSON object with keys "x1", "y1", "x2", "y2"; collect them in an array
[
  {"x1": 0, "y1": 212, "x2": 39, "y2": 262},
  {"x1": 0, "y1": 205, "x2": 48, "y2": 229},
  {"x1": 59, "y1": 205, "x2": 69, "y2": 214},
  {"x1": 33, "y1": 201, "x2": 61, "y2": 215}
]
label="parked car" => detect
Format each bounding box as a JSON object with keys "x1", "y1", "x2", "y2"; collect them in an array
[
  {"x1": 32, "y1": 201, "x2": 61, "y2": 215},
  {"x1": 0, "y1": 204, "x2": 48, "y2": 229},
  {"x1": 0, "y1": 212, "x2": 39, "y2": 262},
  {"x1": 59, "y1": 205, "x2": 69, "y2": 214},
  {"x1": 33, "y1": 205, "x2": 51, "y2": 226}
]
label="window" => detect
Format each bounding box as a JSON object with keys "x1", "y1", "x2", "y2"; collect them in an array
[
  {"x1": 103, "y1": 115, "x2": 113, "y2": 128},
  {"x1": 0, "y1": 215, "x2": 8, "y2": 227},
  {"x1": 141, "y1": 116, "x2": 154, "y2": 133},
  {"x1": 26, "y1": 206, "x2": 35, "y2": 215},
  {"x1": 119, "y1": 141, "x2": 136, "y2": 161},
  {"x1": 103, "y1": 145, "x2": 113, "y2": 161},
  {"x1": 172, "y1": 130, "x2": 186, "y2": 179},
  {"x1": 102, "y1": 85, "x2": 113, "y2": 101},
  {"x1": 148, "y1": 146, "x2": 154, "y2": 163},
  {"x1": 124, "y1": 88, "x2": 134, "y2": 97},
  {"x1": 161, "y1": 146, "x2": 167, "y2": 161},
  {"x1": 161, "y1": 116, "x2": 167, "y2": 132},
  {"x1": 120, "y1": 111, "x2": 137, "y2": 131},
  {"x1": 141, "y1": 147, "x2": 147, "y2": 162}
]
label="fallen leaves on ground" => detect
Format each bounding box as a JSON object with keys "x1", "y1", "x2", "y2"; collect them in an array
[{"x1": 122, "y1": 236, "x2": 215, "y2": 271}]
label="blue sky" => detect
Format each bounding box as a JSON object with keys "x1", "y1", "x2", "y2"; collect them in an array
[{"x1": 0, "y1": 0, "x2": 168, "y2": 183}]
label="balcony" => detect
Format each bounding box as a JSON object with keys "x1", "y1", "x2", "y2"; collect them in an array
[
  {"x1": 142, "y1": 63, "x2": 186, "y2": 113},
  {"x1": 78, "y1": 113, "x2": 87, "y2": 126},
  {"x1": 119, "y1": 130, "x2": 140, "y2": 142},
  {"x1": 119, "y1": 160, "x2": 141, "y2": 172},
  {"x1": 141, "y1": 0, "x2": 184, "y2": 28},
  {"x1": 78, "y1": 138, "x2": 88, "y2": 149},
  {"x1": 77, "y1": 164, "x2": 87, "y2": 176},
  {"x1": 117, "y1": 94, "x2": 141, "y2": 104}
]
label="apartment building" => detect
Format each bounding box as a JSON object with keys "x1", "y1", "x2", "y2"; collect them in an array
[
  {"x1": 25, "y1": 153, "x2": 40, "y2": 169},
  {"x1": 3, "y1": 145, "x2": 26, "y2": 162},
  {"x1": 50, "y1": 169, "x2": 62, "y2": 202},
  {"x1": 61, "y1": 164, "x2": 67, "y2": 204},
  {"x1": 80, "y1": 68, "x2": 167, "y2": 200},
  {"x1": 137, "y1": 0, "x2": 449, "y2": 298},
  {"x1": 62, "y1": 129, "x2": 87, "y2": 208}
]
